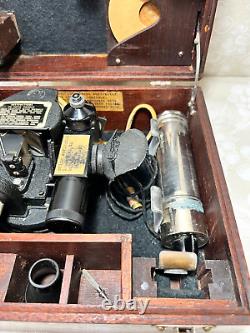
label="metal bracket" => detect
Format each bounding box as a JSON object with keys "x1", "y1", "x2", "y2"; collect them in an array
[
  {"x1": 188, "y1": 21, "x2": 201, "y2": 114},
  {"x1": 148, "y1": 118, "x2": 160, "y2": 156},
  {"x1": 150, "y1": 185, "x2": 163, "y2": 233}
]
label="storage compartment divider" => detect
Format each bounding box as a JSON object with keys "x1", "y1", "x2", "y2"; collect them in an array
[
  {"x1": 59, "y1": 255, "x2": 75, "y2": 304},
  {"x1": 0, "y1": 234, "x2": 131, "y2": 307},
  {"x1": 0, "y1": 0, "x2": 249, "y2": 325},
  {"x1": 0, "y1": 253, "x2": 17, "y2": 302},
  {"x1": 0, "y1": 86, "x2": 248, "y2": 325}
]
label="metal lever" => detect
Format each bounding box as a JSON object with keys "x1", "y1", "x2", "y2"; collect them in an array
[
  {"x1": 188, "y1": 20, "x2": 201, "y2": 113},
  {"x1": 81, "y1": 269, "x2": 111, "y2": 303}
]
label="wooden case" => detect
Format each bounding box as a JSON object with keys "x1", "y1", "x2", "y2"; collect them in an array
[{"x1": 0, "y1": 0, "x2": 249, "y2": 329}]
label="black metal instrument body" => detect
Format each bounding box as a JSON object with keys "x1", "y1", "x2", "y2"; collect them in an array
[
  {"x1": 0, "y1": 89, "x2": 152, "y2": 233},
  {"x1": 0, "y1": 89, "x2": 63, "y2": 231}
]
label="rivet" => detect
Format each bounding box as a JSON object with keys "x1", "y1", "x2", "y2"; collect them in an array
[
  {"x1": 12, "y1": 178, "x2": 23, "y2": 186},
  {"x1": 116, "y1": 58, "x2": 121, "y2": 65},
  {"x1": 204, "y1": 25, "x2": 210, "y2": 33},
  {"x1": 141, "y1": 281, "x2": 149, "y2": 291},
  {"x1": 178, "y1": 51, "x2": 184, "y2": 58}
]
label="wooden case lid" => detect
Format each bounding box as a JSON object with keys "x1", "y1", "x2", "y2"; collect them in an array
[{"x1": 0, "y1": 0, "x2": 217, "y2": 82}]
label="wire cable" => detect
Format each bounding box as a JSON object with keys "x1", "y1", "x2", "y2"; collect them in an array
[{"x1": 125, "y1": 104, "x2": 157, "y2": 141}]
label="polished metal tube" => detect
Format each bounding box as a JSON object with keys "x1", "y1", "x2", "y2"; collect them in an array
[{"x1": 157, "y1": 111, "x2": 208, "y2": 249}]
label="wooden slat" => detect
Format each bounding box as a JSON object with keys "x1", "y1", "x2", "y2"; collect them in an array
[
  {"x1": 0, "y1": 55, "x2": 195, "y2": 82},
  {"x1": 121, "y1": 235, "x2": 132, "y2": 300},
  {"x1": 0, "y1": 253, "x2": 17, "y2": 301},
  {"x1": 59, "y1": 255, "x2": 75, "y2": 305}
]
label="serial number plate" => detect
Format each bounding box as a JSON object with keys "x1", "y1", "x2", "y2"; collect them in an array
[
  {"x1": 54, "y1": 135, "x2": 90, "y2": 177},
  {"x1": 0, "y1": 101, "x2": 52, "y2": 129}
]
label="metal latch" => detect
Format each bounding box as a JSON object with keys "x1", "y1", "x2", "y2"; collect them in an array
[{"x1": 188, "y1": 21, "x2": 201, "y2": 114}]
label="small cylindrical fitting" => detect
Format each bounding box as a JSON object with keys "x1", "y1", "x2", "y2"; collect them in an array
[
  {"x1": 64, "y1": 93, "x2": 97, "y2": 133},
  {"x1": 25, "y1": 258, "x2": 62, "y2": 303},
  {"x1": 69, "y1": 93, "x2": 85, "y2": 109}
]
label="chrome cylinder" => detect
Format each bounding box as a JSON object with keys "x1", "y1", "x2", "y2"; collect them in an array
[{"x1": 157, "y1": 111, "x2": 208, "y2": 249}]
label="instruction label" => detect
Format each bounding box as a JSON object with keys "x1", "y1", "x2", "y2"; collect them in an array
[
  {"x1": 0, "y1": 101, "x2": 51, "y2": 129},
  {"x1": 54, "y1": 135, "x2": 90, "y2": 177},
  {"x1": 59, "y1": 91, "x2": 124, "y2": 112}
]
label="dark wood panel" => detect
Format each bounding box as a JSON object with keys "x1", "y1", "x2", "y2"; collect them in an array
[
  {"x1": 0, "y1": 12, "x2": 21, "y2": 64},
  {"x1": 200, "y1": 0, "x2": 218, "y2": 73},
  {"x1": 0, "y1": 54, "x2": 195, "y2": 81},
  {"x1": 108, "y1": 0, "x2": 201, "y2": 66},
  {"x1": 195, "y1": 89, "x2": 250, "y2": 309}
]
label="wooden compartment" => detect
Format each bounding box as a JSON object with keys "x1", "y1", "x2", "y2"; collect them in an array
[
  {"x1": 0, "y1": 234, "x2": 132, "y2": 318},
  {"x1": 0, "y1": 0, "x2": 249, "y2": 327},
  {"x1": 0, "y1": 86, "x2": 249, "y2": 326}
]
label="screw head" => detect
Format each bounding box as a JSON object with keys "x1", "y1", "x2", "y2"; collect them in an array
[
  {"x1": 141, "y1": 281, "x2": 149, "y2": 291},
  {"x1": 178, "y1": 51, "x2": 184, "y2": 58},
  {"x1": 115, "y1": 58, "x2": 121, "y2": 65},
  {"x1": 12, "y1": 178, "x2": 23, "y2": 187}
]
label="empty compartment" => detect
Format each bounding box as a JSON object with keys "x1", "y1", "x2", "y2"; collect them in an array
[{"x1": 0, "y1": 234, "x2": 131, "y2": 306}]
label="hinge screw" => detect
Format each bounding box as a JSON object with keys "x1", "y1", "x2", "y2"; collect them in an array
[{"x1": 178, "y1": 51, "x2": 184, "y2": 58}]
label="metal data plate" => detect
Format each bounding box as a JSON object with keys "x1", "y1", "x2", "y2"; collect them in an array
[
  {"x1": 54, "y1": 134, "x2": 90, "y2": 177},
  {"x1": 0, "y1": 101, "x2": 52, "y2": 129}
]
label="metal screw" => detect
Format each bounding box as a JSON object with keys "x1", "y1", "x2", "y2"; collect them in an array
[
  {"x1": 39, "y1": 191, "x2": 45, "y2": 196},
  {"x1": 141, "y1": 281, "x2": 149, "y2": 291},
  {"x1": 116, "y1": 58, "x2": 121, "y2": 65},
  {"x1": 9, "y1": 164, "x2": 15, "y2": 169},
  {"x1": 178, "y1": 51, "x2": 184, "y2": 58},
  {"x1": 12, "y1": 178, "x2": 23, "y2": 187},
  {"x1": 13, "y1": 171, "x2": 20, "y2": 176}
]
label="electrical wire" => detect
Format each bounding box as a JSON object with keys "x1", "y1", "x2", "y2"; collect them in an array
[
  {"x1": 106, "y1": 155, "x2": 160, "y2": 237},
  {"x1": 125, "y1": 104, "x2": 157, "y2": 141}
]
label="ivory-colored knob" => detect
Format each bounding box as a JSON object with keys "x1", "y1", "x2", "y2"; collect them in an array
[{"x1": 159, "y1": 250, "x2": 198, "y2": 272}]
